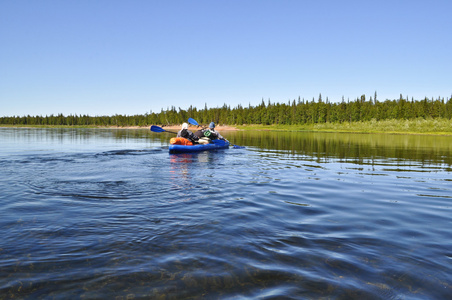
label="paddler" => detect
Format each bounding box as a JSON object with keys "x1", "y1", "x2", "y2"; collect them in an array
[
  {"x1": 177, "y1": 123, "x2": 199, "y2": 143},
  {"x1": 205, "y1": 122, "x2": 227, "y2": 141}
]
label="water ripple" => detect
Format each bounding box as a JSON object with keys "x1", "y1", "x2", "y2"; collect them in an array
[{"x1": 1, "y1": 129, "x2": 452, "y2": 299}]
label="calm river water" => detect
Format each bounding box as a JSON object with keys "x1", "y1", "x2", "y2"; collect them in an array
[{"x1": 1, "y1": 128, "x2": 451, "y2": 299}]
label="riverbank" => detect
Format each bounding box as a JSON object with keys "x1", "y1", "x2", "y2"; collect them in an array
[
  {"x1": 237, "y1": 118, "x2": 452, "y2": 136},
  {"x1": 1, "y1": 118, "x2": 451, "y2": 135},
  {"x1": 0, "y1": 124, "x2": 240, "y2": 131},
  {"x1": 157, "y1": 125, "x2": 240, "y2": 131}
]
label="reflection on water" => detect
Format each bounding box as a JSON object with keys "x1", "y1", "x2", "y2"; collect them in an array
[
  {"x1": 3, "y1": 127, "x2": 156, "y2": 142},
  {"x1": 5, "y1": 127, "x2": 450, "y2": 167},
  {"x1": 170, "y1": 151, "x2": 214, "y2": 164},
  {"x1": 227, "y1": 130, "x2": 452, "y2": 167},
  {"x1": 0, "y1": 128, "x2": 451, "y2": 299}
]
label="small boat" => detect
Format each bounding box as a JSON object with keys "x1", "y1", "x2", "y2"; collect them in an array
[
  {"x1": 169, "y1": 139, "x2": 230, "y2": 153},
  {"x1": 150, "y1": 125, "x2": 240, "y2": 153}
]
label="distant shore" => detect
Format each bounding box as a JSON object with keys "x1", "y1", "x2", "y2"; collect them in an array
[
  {"x1": 2, "y1": 118, "x2": 452, "y2": 136},
  {"x1": 157, "y1": 125, "x2": 240, "y2": 131},
  {"x1": 0, "y1": 124, "x2": 241, "y2": 131}
]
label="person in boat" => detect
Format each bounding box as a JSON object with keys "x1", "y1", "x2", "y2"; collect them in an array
[
  {"x1": 177, "y1": 123, "x2": 199, "y2": 143},
  {"x1": 204, "y1": 122, "x2": 227, "y2": 141}
]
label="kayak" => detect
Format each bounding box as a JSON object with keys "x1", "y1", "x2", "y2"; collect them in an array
[{"x1": 169, "y1": 139, "x2": 229, "y2": 153}]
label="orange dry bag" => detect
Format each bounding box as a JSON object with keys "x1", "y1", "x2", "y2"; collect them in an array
[{"x1": 170, "y1": 137, "x2": 193, "y2": 146}]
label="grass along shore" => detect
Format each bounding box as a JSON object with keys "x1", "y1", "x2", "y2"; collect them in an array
[
  {"x1": 236, "y1": 118, "x2": 452, "y2": 136},
  {"x1": 1, "y1": 118, "x2": 452, "y2": 136}
]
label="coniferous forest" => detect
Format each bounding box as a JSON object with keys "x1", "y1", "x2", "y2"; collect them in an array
[{"x1": 1, "y1": 94, "x2": 451, "y2": 127}]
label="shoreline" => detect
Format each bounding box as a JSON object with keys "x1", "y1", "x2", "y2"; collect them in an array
[
  {"x1": 158, "y1": 125, "x2": 240, "y2": 131},
  {"x1": 0, "y1": 125, "x2": 241, "y2": 131},
  {"x1": 2, "y1": 119, "x2": 452, "y2": 136}
]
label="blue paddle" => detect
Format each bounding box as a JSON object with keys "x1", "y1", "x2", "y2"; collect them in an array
[
  {"x1": 150, "y1": 125, "x2": 177, "y2": 135},
  {"x1": 188, "y1": 118, "x2": 200, "y2": 127},
  {"x1": 187, "y1": 118, "x2": 245, "y2": 149}
]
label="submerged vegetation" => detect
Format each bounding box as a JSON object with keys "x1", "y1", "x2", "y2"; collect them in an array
[{"x1": 1, "y1": 94, "x2": 451, "y2": 134}]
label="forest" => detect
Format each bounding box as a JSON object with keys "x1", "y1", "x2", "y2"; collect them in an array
[{"x1": 1, "y1": 94, "x2": 451, "y2": 127}]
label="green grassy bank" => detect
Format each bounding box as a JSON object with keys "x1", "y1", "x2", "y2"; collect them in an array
[
  {"x1": 2, "y1": 118, "x2": 452, "y2": 136},
  {"x1": 236, "y1": 118, "x2": 452, "y2": 136}
]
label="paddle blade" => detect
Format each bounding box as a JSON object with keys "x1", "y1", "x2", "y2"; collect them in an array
[
  {"x1": 233, "y1": 145, "x2": 245, "y2": 149},
  {"x1": 150, "y1": 125, "x2": 166, "y2": 133},
  {"x1": 188, "y1": 118, "x2": 198, "y2": 126}
]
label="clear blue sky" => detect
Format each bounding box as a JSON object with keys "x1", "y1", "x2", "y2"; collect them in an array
[{"x1": 1, "y1": 0, "x2": 451, "y2": 117}]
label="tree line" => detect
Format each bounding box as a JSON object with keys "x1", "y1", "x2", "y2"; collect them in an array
[{"x1": 1, "y1": 94, "x2": 452, "y2": 127}]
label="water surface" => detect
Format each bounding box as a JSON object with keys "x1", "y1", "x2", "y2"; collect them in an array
[{"x1": 1, "y1": 128, "x2": 451, "y2": 299}]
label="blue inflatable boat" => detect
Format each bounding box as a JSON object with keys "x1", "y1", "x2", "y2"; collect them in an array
[{"x1": 169, "y1": 139, "x2": 230, "y2": 153}]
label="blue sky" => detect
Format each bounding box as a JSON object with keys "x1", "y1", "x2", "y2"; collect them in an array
[{"x1": 1, "y1": 0, "x2": 451, "y2": 117}]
